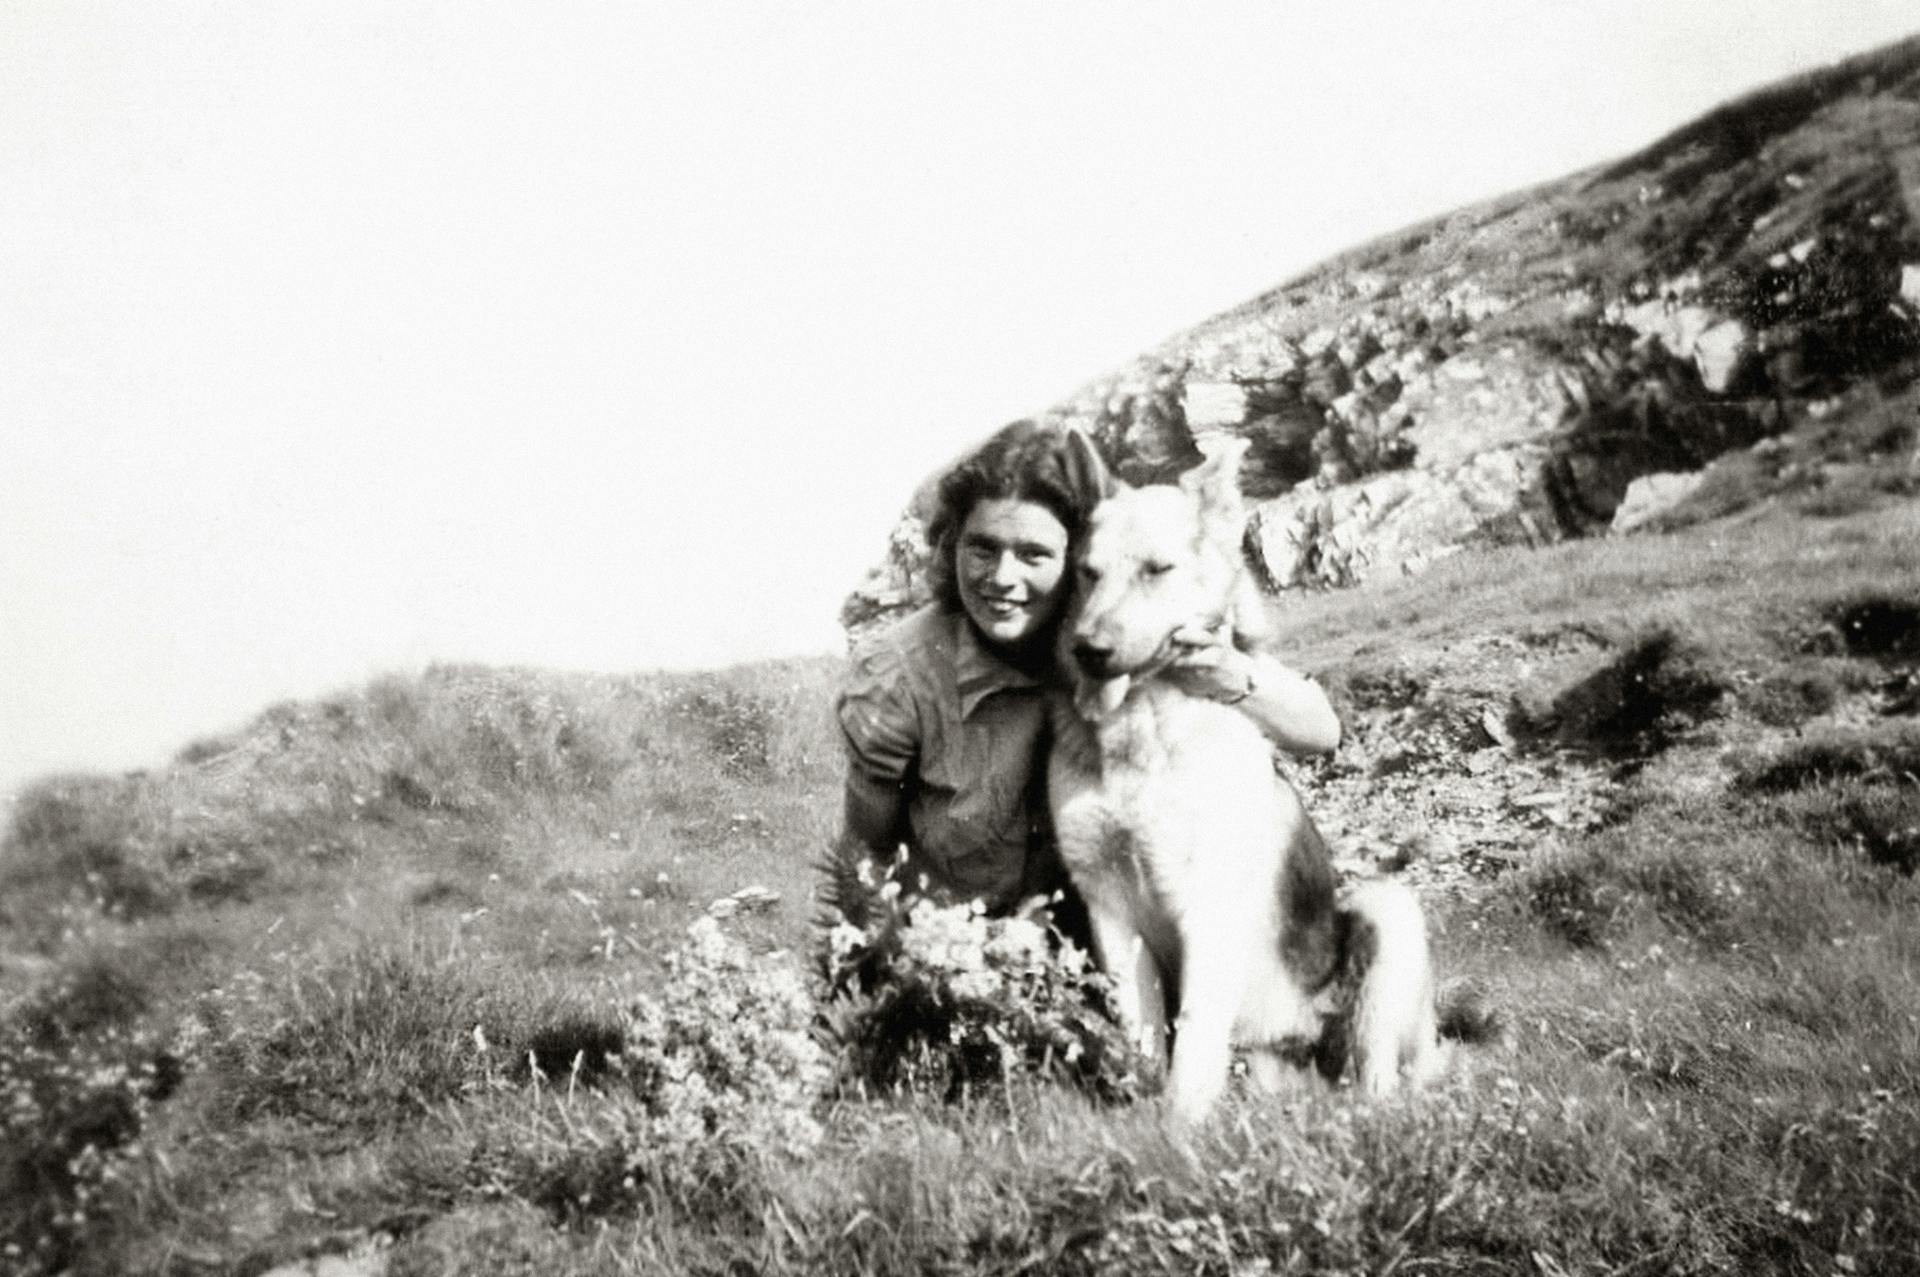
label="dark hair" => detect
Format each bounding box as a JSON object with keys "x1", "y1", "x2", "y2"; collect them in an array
[{"x1": 924, "y1": 420, "x2": 1100, "y2": 614}]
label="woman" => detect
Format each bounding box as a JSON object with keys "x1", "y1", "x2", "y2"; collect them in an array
[{"x1": 833, "y1": 419, "x2": 1340, "y2": 920}]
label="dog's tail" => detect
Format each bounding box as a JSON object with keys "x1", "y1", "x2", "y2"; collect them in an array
[{"x1": 1332, "y1": 879, "x2": 1442, "y2": 1097}]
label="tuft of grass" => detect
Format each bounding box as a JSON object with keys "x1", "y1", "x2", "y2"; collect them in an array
[
  {"x1": 1757, "y1": 776, "x2": 1920, "y2": 876},
  {"x1": 1521, "y1": 626, "x2": 1727, "y2": 759},
  {"x1": 1734, "y1": 724, "x2": 1920, "y2": 793},
  {"x1": 1738, "y1": 666, "x2": 1843, "y2": 727},
  {"x1": 199, "y1": 949, "x2": 519, "y2": 1132},
  {"x1": 519, "y1": 1015, "x2": 625, "y2": 1084}
]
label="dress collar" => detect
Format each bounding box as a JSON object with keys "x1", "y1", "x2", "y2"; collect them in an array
[{"x1": 949, "y1": 611, "x2": 1047, "y2": 718}]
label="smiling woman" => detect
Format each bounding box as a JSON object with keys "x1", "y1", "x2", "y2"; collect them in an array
[
  {"x1": 833, "y1": 421, "x2": 1096, "y2": 915},
  {"x1": 954, "y1": 499, "x2": 1072, "y2": 654}
]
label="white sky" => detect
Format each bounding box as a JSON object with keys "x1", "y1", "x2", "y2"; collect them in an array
[{"x1": 3, "y1": 2, "x2": 1915, "y2": 795}]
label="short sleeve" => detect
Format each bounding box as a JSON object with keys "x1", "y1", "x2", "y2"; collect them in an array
[{"x1": 836, "y1": 640, "x2": 920, "y2": 784}]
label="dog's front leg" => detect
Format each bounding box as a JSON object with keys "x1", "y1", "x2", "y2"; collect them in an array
[
  {"x1": 1086, "y1": 905, "x2": 1169, "y2": 1070},
  {"x1": 1168, "y1": 931, "x2": 1252, "y2": 1122}
]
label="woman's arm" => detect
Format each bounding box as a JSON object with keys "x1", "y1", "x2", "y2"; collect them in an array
[
  {"x1": 830, "y1": 642, "x2": 919, "y2": 916},
  {"x1": 822, "y1": 768, "x2": 909, "y2": 927},
  {"x1": 836, "y1": 767, "x2": 906, "y2": 866},
  {"x1": 1162, "y1": 624, "x2": 1341, "y2": 755}
]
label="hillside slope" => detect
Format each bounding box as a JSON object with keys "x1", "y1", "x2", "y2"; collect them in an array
[{"x1": 847, "y1": 35, "x2": 1920, "y2": 628}]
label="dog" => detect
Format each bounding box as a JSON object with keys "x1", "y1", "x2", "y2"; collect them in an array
[{"x1": 1048, "y1": 431, "x2": 1440, "y2": 1121}]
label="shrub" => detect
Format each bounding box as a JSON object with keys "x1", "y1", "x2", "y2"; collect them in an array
[
  {"x1": 0, "y1": 777, "x2": 177, "y2": 924},
  {"x1": 818, "y1": 888, "x2": 1144, "y2": 1105},
  {"x1": 476, "y1": 918, "x2": 829, "y2": 1222},
  {"x1": 1525, "y1": 628, "x2": 1727, "y2": 759},
  {"x1": 1826, "y1": 593, "x2": 1920, "y2": 660},
  {"x1": 0, "y1": 1019, "x2": 180, "y2": 1276}
]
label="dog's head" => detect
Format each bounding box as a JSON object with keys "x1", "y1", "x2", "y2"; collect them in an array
[{"x1": 1060, "y1": 431, "x2": 1255, "y2": 717}]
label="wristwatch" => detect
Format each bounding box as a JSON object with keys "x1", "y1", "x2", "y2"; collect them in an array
[{"x1": 1219, "y1": 664, "x2": 1257, "y2": 705}]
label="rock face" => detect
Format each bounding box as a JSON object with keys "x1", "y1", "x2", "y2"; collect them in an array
[{"x1": 846, "y1": 37, "x2": 1920, "y2": 633}]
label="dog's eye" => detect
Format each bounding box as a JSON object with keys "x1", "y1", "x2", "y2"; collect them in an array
[
  {"x1": 1143, "y1": 561, "x2": 1174, "y2": 578},
  {"x1": 1078, "y1": 564, "x2": 1102, "y2": 584}
]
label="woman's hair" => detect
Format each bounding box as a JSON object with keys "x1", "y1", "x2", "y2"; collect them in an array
[{"x1": 924, "y1": 420, "x2": 1100, "y2": 613}]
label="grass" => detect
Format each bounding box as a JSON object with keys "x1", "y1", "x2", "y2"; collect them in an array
[{"x1": 6, "y1": 483, "x2": 1920, "y2": 1271}]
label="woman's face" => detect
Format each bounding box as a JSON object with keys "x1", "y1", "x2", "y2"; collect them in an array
[{"x1": 956, "y1": 498, "x2": 1071, "y2": 653}]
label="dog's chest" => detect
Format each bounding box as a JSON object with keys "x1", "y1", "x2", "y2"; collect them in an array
[{"x1": 1048, "y1": 688, "x2": 1277, "y2": 882}]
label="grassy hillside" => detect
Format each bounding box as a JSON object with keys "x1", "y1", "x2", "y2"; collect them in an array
[
  {"x1": 6, "y1": 420, "x2": 1920, "y2": 1272},
  {"x1": 0, "y1": 658, "x2": 843, "y2": 1274}
]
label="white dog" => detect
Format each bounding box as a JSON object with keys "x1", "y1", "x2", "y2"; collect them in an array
[{"x1": 1048, "y1": 432, "x2": 1440, "y2": 1121}]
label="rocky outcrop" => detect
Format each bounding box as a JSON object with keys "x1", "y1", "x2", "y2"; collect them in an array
[
  {"x1": 1609, "y1": 286, "x2": 1757, "y2": 394},
  {"x1": 846, "y1": 36, "x2": 1920, "y2": 632}
]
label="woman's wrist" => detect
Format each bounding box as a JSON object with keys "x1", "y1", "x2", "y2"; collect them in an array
[{"x1": 1216, "y1": 661, "x2": 1256, "y2": 705}]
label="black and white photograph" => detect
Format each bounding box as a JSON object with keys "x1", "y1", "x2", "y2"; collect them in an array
[{"x1": 4, "y1": 4, "x2": 1919, "y2": 1273}]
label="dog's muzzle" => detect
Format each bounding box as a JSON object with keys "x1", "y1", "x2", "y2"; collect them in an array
[
  {"x1": 1069, "y1": 625, "x2": 1185, "y2": 684},
  {"x1": 1071, "y1": 640, "x2": 1118, "y2": 680}
]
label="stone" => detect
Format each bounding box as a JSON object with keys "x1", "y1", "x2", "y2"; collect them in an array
[
  {"x1": 1398, "y1": 345, "x2": 1574, "y2": 471},
  {"x1": 1613, "y1": 298, "x2": 1750, "y2": 393},
  {"x1": 839, "y1": 513, "x2": 933, "y2": 637},
  {"x1": 1693, "y1": 319, "x2": 1753, "y2": 393},
  {"x1": 1901, "y1": 264, "x2": 1920, "y2": 309},
  {"x1": 1610, "y1": 471, "x2": 1707, "y2": 534},
  {"x1": 1183, "y1": 381, "x2": 1249, "y2": 431},
  {"x1": 1299, "y1": 326, "x2": 1338, "y2": 358},
  {"x1": 1616, "y1": 299, "x2": 1716, "y2": 360},
  {"x1": 1247, "y1": 444, "x2": 1549, "y2": 589}
]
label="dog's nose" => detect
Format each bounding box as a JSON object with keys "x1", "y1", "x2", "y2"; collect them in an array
[{"x1": 1072, "y1": 640, "x2": 1116, "y2": 679}]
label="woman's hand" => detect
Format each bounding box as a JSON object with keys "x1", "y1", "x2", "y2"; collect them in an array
[
  {"x1": 1162, "y1": 622, "x2": 1257, "y2": 703},
  {"x1": 1164, "y1": 623, "x2": 1342, "y2": 755}
]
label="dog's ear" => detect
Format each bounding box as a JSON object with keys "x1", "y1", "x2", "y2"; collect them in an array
[
  {"x1": 1178, "y1": 435, "x2": 1250, "y2": 523},
  {"x1": 1061, "y1": 427, "x2": 1116, "y2": 507}
]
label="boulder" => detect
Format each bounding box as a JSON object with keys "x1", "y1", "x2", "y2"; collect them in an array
[
  {"x1": 1693, "y1": 319, "x2": 1754, "y2": 393},
  {"x1": 1249, "y1": 444, "x2": 1549, "y2": 589},
  {"x1": 839, "y1": 513, "x2": 932, "y2": 638},
  {"x1": 1611, "y1": 471, "x2": 1708, "y2": 535},
  {"x1": 1183, "y1": 381, "x2": 1250, "y2": 432},
  {"x1": 1612, "y1": 297, "x2": 1753, "y2": 393},
  {"x1": 1615, "y1": 299, "x2": 1714, "y2": 359}
]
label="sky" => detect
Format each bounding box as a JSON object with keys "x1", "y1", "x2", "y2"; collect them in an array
[{"x1": 3, "y1": 2, "x2": 1917, "y2": 796}]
